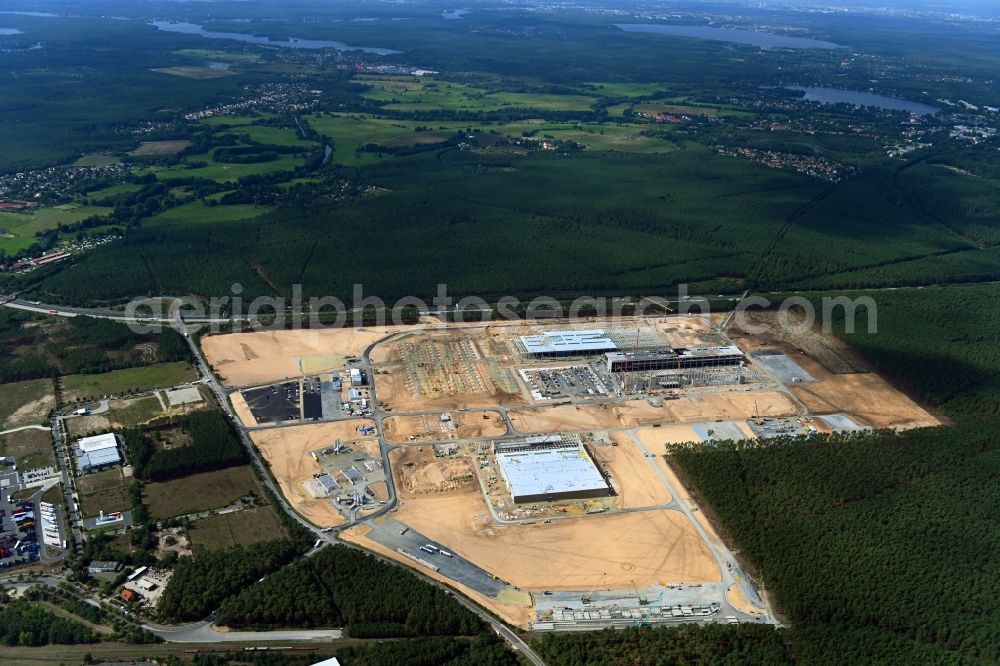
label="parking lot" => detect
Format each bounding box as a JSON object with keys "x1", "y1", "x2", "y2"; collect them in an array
[
  {"x1": 242, "y1": 380, "x2": 302, "y2": 423},
  {"x1": 520, "y1": 365, "x2": 609, "y2": 401},
  {"x1": 0, "y1": 486, "x2": 41, "y2": 569},
  {"x1": 368, "y1": 518, "x2": 507, "y2": 598}
]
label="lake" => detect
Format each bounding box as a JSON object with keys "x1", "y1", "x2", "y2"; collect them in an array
[
  {"x1": 0, "y1": 11, "x2": 57, "y2": 17},
  {"x1": 151, "y1": 21, "x2": 401, "y2": 55},
  {"x1": 614, "y1": 23, "x2": 843, "y2": 50},
  {"x1": 789, "y1": 86, "x2": 939, "y2": 115}
]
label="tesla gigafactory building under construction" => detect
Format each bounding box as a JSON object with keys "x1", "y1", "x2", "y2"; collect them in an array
[
  {"x1": 518, "y1": 330, "x2": 619, "y2": 358},
  {"x1": 493, "y1": 435, "x2": 612, "y2": 504},
  {"x1": 604, "y1": 346, "x2": 745, "y2": 372}
]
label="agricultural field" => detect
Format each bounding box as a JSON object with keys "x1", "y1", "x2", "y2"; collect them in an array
[
  {"x1": 77, "y1": 468, "x2": 131, "y2": 518},
  {"x1": 85, "y1": 183, "x2": 143, "y2": 200},
  {"x1": 136, "y1": 150, "x2": 306, "y2": 184},
  {"x1": 128, "y1": 140, "x2": 192, "y2": 156},
  {"x1": 152, "y1": 66, "x2": 234, "y2": 79},
  {"x1": 188, "y1": 505, "x2": 288, "y2": 551},
  {"x1": 0, "y1": 427, "x2": 55, "y2": 470},
  {"x1": 216, "y1": 124, "x2": 308, "y2": 148},
  {"x1": 0, "y1": 378, "x2": 55, "y2": 429},
  {"x1": 141, "y1": 465, "x2": 263, "y2": 520},
  {"x1": 145, "y1": 201, "x2": 274, "y2": 227},
  {"x1": 65, "y1": 394, "x2": 191, "y2": 439},
  {"x1": 61, "y1": 361, "x2": 198, "y2": 403},
  {"x1": 357, "y1": 76, "x2": 596, "y2": 113},
  {"x1": 0, "y1": 205, "x2": 110, "y2": 254}
]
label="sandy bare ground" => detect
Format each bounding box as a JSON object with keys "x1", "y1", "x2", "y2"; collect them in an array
[
  {"x1": 341, "y1": 524, "x2": 534, "y2": 627},
  {"x1": 391, "y1": 447, "x2": 477, "y2": 497},
  {"x1": 652, "y1": 316, "x2": 721, "y2": 348},
  {"x1": 202, "y1": 328, "x2": 401, "y2": 387},
  {"x1": 727, "y1": 584, "x2": 761, "y2": 615},
  {"x1": 669, "y1": 391, "x2": 796, "y2": 422},
  {"x1": 250, "y1": 420, "x2": 374, "y2": 527},
  {"x1": 6, "y1": 396, "x2": 56, "y2": 430},
  {"x1": 793, "y1": 373, "x2": 938, "y2": 429},
  {"x1": 383, "y1": 411, "x2": 506, "y2": 443},
  {"x1": 509, "y1": 392, "x2": 796, "y2": 434},
  {"x1": 636, "y1": 425, "x2": 704, "y2": 448},
  {"x1": 391, "y1": 491, "x2": 719, "y2": 591},
  {"x1": 230, "y1": 392, "x2": 256, "y2": 428},
  {"x1": 634, "y1": 419, "x2": 754, "y2": 443},
  {"x1": 599, "y1": 436, "x2": 672, "y2": 508}
]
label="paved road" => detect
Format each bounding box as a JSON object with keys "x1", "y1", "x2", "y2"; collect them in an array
[
  {"x1": 0, "y1": 424, "x2": 50, "y2": 436},
  {"x1": 145, "y1": 619, "x2": 342, "y2": 643}
]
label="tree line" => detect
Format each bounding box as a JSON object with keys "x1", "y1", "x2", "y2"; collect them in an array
[
  {"x1": 214, "y1": 545, "x2": 484, "y2": 638},
  {"x1": 158, "y1": 540, "x2": 301, "y2": 622},
  {"x1": 123, "y1": 411, "x2": 245, "y2": 482},
  {"x1": 0, "y1": 598, "x2": 100, "y2": 647},
  {"x1": 659, "y1": 285, "x2": 1000, "y2": 664}
]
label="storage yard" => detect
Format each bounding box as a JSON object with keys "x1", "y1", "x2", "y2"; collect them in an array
[{"x1": 202, "y1": 313, "x2": 937, "y2": 629}]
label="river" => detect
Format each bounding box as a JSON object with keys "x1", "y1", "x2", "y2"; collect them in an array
[
  {"x1": 151, "y1": 21, "x2": 401, "y2": 55},
  {"x1": 614, "y1": 23, "x2": 843, "y2": 50}
]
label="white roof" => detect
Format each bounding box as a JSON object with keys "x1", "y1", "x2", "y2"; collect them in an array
[
  {"x1": 497, "y1": 442, "x2": 609, "y2": 498},
  {"x1": 520, "y1": 329, "x2": 618, "y2": 355},
  {"x1": 310, "y1": 658, "x2": 342, "y2": 666},
  {"x1": 80, "y1": 448, "x2": 121, "y2": 468},
  {"x1": 77, "y1": 433, "x2": 118, "y2": 453}
]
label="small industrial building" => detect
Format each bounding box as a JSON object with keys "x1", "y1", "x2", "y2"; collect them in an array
[
  {"x1": 75, "y1": 433, "x2": 122, "y2": 472},
  {"x1": 493, "y1": 434, "x2": 611, "y2": 504},
  {"x1": 88, "y1": 560, "x2": 121, "y2": 574},
  {"x1": 605, "y1": 346, "x2": 744, "y2": 372},
  {"x1": 519, "y1": 330, "x2": 619, "y2": 358}
]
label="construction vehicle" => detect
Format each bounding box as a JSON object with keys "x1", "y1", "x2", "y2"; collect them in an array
[
  {"x1": 753, "y1": 400, "x2": 764, "y2": 426},
  {"x1": 581, "y1": 572, "x2": 606, "y2": 605},
  {"x1": 632, "y1": 579, "x2": 648, "y2": 605}
]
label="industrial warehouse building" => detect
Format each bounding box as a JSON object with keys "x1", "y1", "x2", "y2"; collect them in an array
[
  {"x1": 519, "y1": 330, "x2": 619, "y2": 358},
  {"x1": 605, "y1": 346, "x2": 745, "y2": 372},
  {"x1": 75, "y1": 433, "x2": 122, "y2": 472},
  {"x1": 493, "y1": 434, "x2": 612, "y2": 504}
]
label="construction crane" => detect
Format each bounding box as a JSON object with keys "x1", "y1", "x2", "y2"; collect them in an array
[
  {"x1": 753, "y1": 400, "x2": 764, "y2": 426},
  {"x1": 632, "y1": 579, "x2": 648, "y2": 605},
  {"x1": 636, "y1": 589, "x2": 665, "y2": 627},
  {"x1": 581, "y1": 572, "x2": 606, "y2": 605}
]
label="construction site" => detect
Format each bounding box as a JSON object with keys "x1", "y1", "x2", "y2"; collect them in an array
[{"x1": 202, "y1": 312, "x2": 938, "y2": 629}]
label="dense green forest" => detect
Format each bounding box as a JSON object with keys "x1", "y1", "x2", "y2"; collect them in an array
[
  {"x1": 215, "y1": 545, "x2": 484, "y2": 638},
  {"x1": 0, "y1": 598, "x2": 100, "y2": 646},
  {"x1": 123, "y1": 411, "x2": 245, "y2": 481},
  {"x1": 534, "y1": 624, "x2": 791, "y2": 666},
  {"x1": 33, "y1": 148, "x2": 1000, "y2": 304},
  {"x1": 0, "y1": 309, "x2": 190, "y2": 382},
  {"x1": 660, "y1": 284, "x2": 1000, "y2": 664},
  {"x1": 180, "y1": 634, "x2": 518, "y2": 666},
  {"x1": 158, "y1": 540, "x2": 301, "y2": 622}
]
